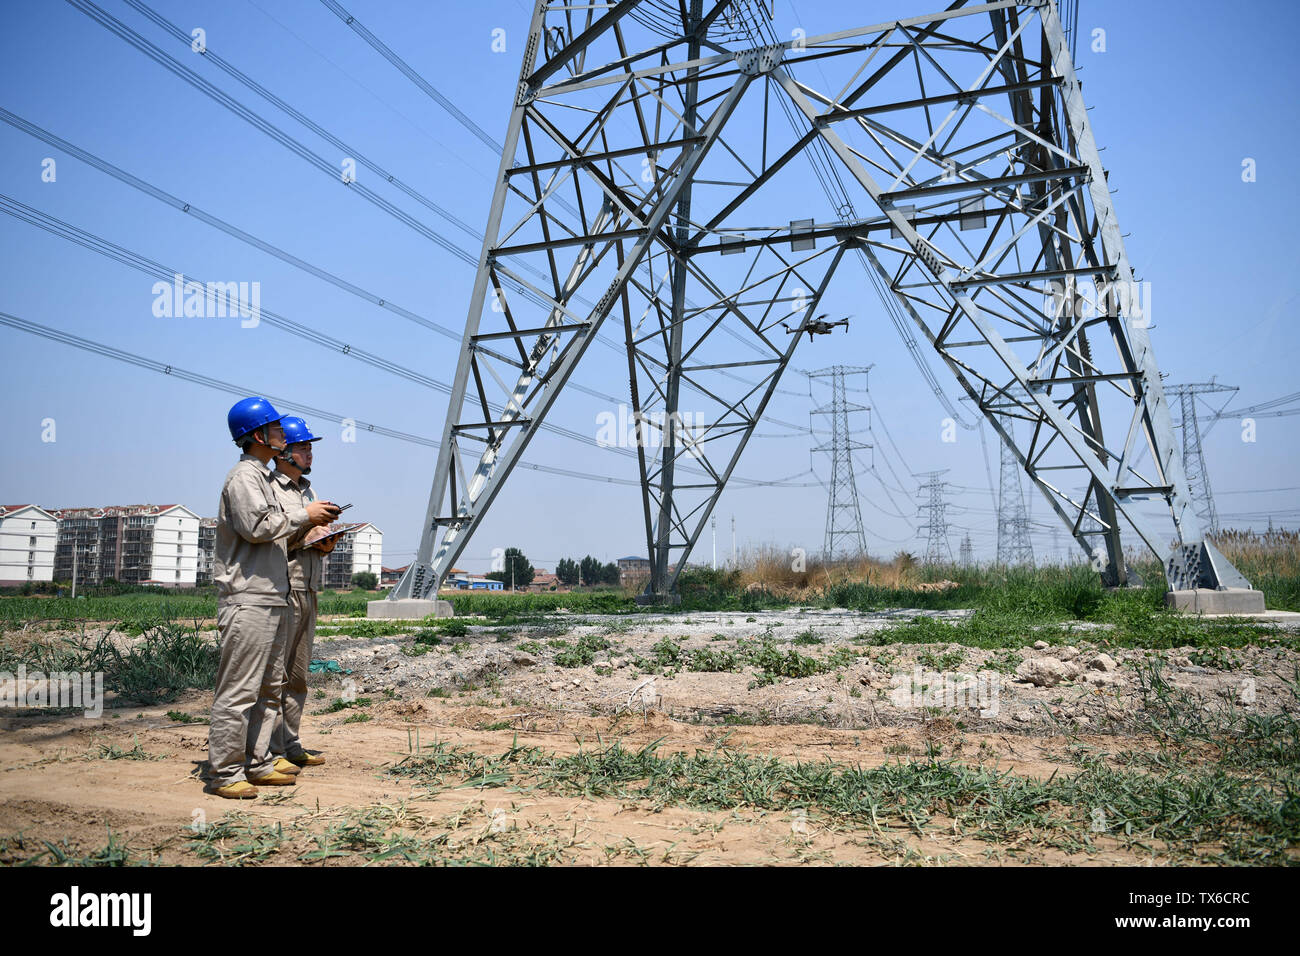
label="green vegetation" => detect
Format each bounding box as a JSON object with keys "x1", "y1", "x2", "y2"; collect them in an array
[
  {"x1": 554, "y1": 634, "x2": 611, "y2": 668},
  {"x1": 384, "y1": 669, "x2": 1300, "y2": 864},
  {"x1": 0, "y1": 621, "x2": 218, "y2": 705},
  {"x1": 321, "y1": 696, "x2": 372, "y2": 713},
  {"x1": 351, "y1": 571, "x2": 379, "y2": 591}
]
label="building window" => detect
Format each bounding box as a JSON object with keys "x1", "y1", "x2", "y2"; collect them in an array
[
  {"x1": 27, "y1": 567, "x2": 34, "y2": 579},
  {"x1": 177, "y1": 545, "x2": 182, "y2": 553},
  {"x1": 29, "y1": 536, "x2": 36, "y2": 546},
  {"x1": 175, "y1": 570, "x2": 180, "y2": 579},
  {"x1": 28, "y1": 552, "x2": 35, "y2": 564},
  {"x1": 30, "y1": 521, "x2": 36, "y2": 529}
]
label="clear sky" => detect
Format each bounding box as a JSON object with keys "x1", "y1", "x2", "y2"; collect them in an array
[{"x1": 2, "y1": 0, "x2": 1297, "y2": 574}]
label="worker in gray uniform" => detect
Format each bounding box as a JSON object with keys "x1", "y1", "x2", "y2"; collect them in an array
[
  {"x1": 206, "y1": 397, "x2": 338, "y2": 799},
  {"x1": 270, "y1": 416, "x2": 333, "y2": 770}
]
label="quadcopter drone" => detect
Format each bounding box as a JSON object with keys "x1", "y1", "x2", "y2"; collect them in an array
[{"x1": 782, "y1": 313, "x2": 851, "y2": 342}]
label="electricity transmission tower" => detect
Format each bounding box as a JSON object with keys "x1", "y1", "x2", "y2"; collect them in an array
[
  {"x1": 810, "y1": 366, "x2": 871, "y2": 561},
  {"x1": 1167, "y1": 382, "x2": 1237, "y2": 538},
  {"x1": 997, "y1": 415, "x2": 1035, "y2": 565},
  {"x1": 391, "y1": 0, "x2": 1254, "y2": 604},
  {"x1": 916, "y1": 470, "x2": 952, "y2": 565},
  {"x1": 959, "y1": 534, "x2": 974, "y2": 566}
]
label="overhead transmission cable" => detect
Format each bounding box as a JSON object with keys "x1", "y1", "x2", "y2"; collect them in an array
[{"x1": 63, "y1": 0, "x2": 811, "y2": 433}]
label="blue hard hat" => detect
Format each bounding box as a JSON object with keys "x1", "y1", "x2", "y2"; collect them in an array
[
  {"x1": 228, "y1": 396, "x2": 283, "y2": 442},
  {"x1": 280, "y1": 416, "x2": 323, "y2": 444}
]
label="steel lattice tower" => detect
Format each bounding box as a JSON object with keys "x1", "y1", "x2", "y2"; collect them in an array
[
  {"x1": 1167, "y1": 382, "x2": 1236, "y2": 538},
  {"x1": 959, "y1": 534, "x2": 974, "y2": 566},
  {"x1": 389, "y1": 0, "x2": 1255, "y2": 604},
  {"x1": 811, "y1": 366, "x2": 871, "y2": 561},
  {"x1": 997, "y1": 415, "x2": 1035, "y2": 565},
  {"x1": 916, "y1": 470, "x2": 952, "y2": 565}
]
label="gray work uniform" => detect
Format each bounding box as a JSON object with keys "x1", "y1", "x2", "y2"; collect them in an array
[
  {"x1": 207, "y1": 454, "x2": 310, "y2": 787},
  {"x1": 269, "y1": 468, "x2": 322, "y2": 759}
]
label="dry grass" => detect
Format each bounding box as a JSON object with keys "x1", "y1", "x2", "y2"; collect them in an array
[
  {"x1": 733, "y1": 545, "x2": 951, "y2": 598},
  {"x1": 1212, "y1": 528, "x2": 1300, "y2": 577}
]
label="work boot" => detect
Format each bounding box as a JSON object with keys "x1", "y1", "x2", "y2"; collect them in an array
[
  {"x1": 286, "y1": 750, "x2": 326, "y2": 767},
  {"x1": 207, "y1": 780, "x2": 259, "y2": 800},
  {"x1": 273, "y1": 757, "x2": 302, "y2": 775},
  {"x1": 249, "y1": 770, "x2": 297, "y2": 786}
]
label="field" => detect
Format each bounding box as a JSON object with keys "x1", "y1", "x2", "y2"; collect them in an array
[{"x1": 2, "y1": 557, "x2": 1299, "y2": 867}]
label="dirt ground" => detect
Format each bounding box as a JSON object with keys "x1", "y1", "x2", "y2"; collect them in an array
[{"x1": 2, "y1": 607, "x2": 1297, "y2": 866}]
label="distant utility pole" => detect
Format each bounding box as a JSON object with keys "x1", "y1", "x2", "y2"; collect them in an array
[
  {"x1": 810, "y1": 365, "x2": 872, "y2": 561},
  {"x1": 711, "y1": 515, "x2": 717, "y2": 570},
  {"x1": 1167, "y1": 381, "x2": 1237, "y2": 537},
  {"x1": 71, "y1": 545, "x2": 78, "y2": 600},
  {"x1": 915, "y1": 470, "x2": 953, "y2": 565},
  {"x1": 731, "y1": 515, "x2": 736, "y2": 569},
  {"x1": 996, "y1": 415, "x2": 1035, "y2": 566}
]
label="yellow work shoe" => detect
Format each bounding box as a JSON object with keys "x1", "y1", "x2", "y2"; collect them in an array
[
  {"x1": 249, "y1": 770, "x2": 297, "y2": 786},
  {"x1": 209, "y1": 780, "x2": 259, "y2": 800},
  {"x1": 273, "y1": 757, "x2": 303, "y2": 775},
  {"x1": 287, "y1": 751, "x2": 325, "y2": 767}
]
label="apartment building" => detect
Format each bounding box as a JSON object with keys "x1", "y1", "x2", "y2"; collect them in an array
[
  {"x1": 320, "y1": 522, "x2": 384, "y2": 590},
  {"x1": 51, "y1": 504, "x2": 200, "y2": 587},
  {"x1": 0, "y1": 505, "x2": 58, "y2": 585}
]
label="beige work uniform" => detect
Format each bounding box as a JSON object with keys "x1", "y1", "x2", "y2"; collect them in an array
[
  {"x1": 269, "y1": 469, "x2": 323, "y2": 759},
  {"x1": 207, "y1": 454, "x2": 310, "y2": 787}
]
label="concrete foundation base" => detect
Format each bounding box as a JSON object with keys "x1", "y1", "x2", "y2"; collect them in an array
[
  {"x1": 1165, "y1": 588, "x2": 1266, "y2": 615},
  {"x1": 635, "y1": 592, "x2": 682, "y2": 606},
  {"x1": 366, "y1": 598, "x2": 453, "y2": 620}
]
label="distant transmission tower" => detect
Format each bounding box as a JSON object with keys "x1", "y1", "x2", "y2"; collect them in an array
[
  {"x1": 810, "y1": 366, "x2": 871, "y2": 561},
  {"x1": 959, "y1": 534, "x2": 974, "y2": 566},
  {"x1": 1167, "y1": 382, "x2": 1237, "y2": 537},
  {"x1": 996, "y1": 415, "x2": 1035, "y2": 566},
  {"x1": 915, "y1": 470, "x2": 952, "y2": 565}
]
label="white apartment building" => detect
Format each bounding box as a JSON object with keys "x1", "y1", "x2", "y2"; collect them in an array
[
  {"x1": 321, "y1": 522, "x2": 384, "y2": 589},
  {"x1": 51, "y1": 503, "x2": 200, "y2": 587},
  {"x1": 0, "y1": 505, "x2": 58, "y2": 585}
]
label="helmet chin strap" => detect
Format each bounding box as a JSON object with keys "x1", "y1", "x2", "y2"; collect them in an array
[{"x1": 276, "y1": 449, "x2": 310, "y2": 476}]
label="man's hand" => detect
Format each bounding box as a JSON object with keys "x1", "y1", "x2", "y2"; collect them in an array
[
  {"x1": 313, "y1": 536, "x2": 338, "y2": 554},
  {"x1": 307, "y1": 501, "x2": 341, "y2": 526}
]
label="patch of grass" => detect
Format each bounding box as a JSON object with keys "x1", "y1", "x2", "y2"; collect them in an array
[
  {"x1": 0, "y1": 829, "x2": 148, "y2": 866},
  {"x1": 93, "y1": 735, "x2": 165, "y2": 761},
  {"x1": 343, "y1": 712, "x2": 372, "y2": 724},
  {"x1": 739, "y1": 637, "x2": 826, "y2": 687},
  {"x1": 0, "y1": 621, "x2": 219, "y2": 705},
  {"x1": 917, "y1": 648, "x2": 966, "y2": 671},
  {"x1": 555, "y1": 634, "x2": 611, "y2": 668},
  {"x1": 322, "y1": 696, "x2": 371, "y2": 713},
  {"x1": 983, "y1": 650, "x2": 1023, "y2": 675},
  {"x1": 315, "y1": 620, "x2": 413, "y2": 639},
  {"x1": 516, "y1": 640, "x2": 544, "y2": 656},
  {"x1": 186, "y1": 815, "x2": 285, "y2": 866},
  {"x1": 792, "y1": 629, "x2": 823, "y2": 645},
  {"x1": 166, "y1": 710, "x2": 208, "y2": 724},
  {"x1": 423, "y1": 618, "x2": 469, "y2": 638}
]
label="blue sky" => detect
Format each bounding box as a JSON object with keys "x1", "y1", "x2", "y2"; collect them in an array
[{"x1": 1, "y1": 0, "x2": 1297, "y2": 573}]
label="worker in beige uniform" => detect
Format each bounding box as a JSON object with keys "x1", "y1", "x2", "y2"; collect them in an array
[
  {"x1": 206, "y1": 397, "x2": 338, "y2": 799},
  {"x1": 269, "y1": 416, "x2": 332, "y2": 769}
]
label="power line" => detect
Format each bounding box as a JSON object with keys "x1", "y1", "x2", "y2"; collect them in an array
[
  {"x1": 317, "y1": 0, "x2": 503, "y2": 156},
  {"x1": 62, "y1": 1, "x2": 810, "y2": 435},
  {"x1": 0, "y1": 107, "x2": 627, "y2": 409},
  {"x1": 121, "y1": 0, "x2": 481, "y2": 241}
]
